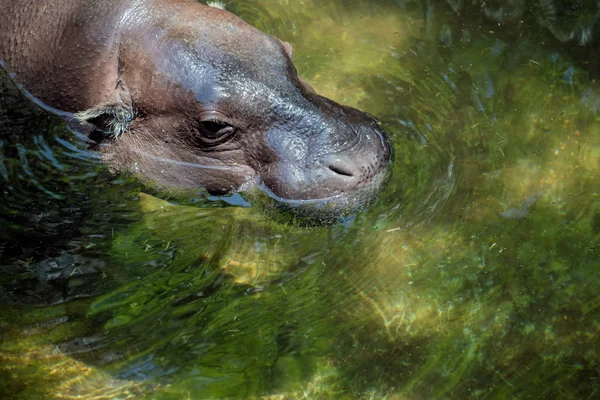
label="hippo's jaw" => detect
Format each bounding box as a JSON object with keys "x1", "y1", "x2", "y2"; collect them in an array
[{"x1": 255, "y1": 167, "x2": 391, "y2": 222}]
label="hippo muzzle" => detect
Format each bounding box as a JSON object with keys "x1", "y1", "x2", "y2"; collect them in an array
[{"x1": 259, "y1": 97, "x2": 392, "y2": 214}]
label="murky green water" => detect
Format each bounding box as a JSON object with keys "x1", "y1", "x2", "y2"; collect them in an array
[{"x1": 1, "y1": 0, "x2": 600, "y2": 399}]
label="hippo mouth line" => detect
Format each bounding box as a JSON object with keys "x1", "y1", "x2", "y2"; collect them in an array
[{"x1": 257, "y1": 168, "x2": 390, "y2": 206}]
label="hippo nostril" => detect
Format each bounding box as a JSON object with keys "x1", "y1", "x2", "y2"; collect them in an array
[{"x1": 328, "y1": 164, "x2": 354, "y2": 177}]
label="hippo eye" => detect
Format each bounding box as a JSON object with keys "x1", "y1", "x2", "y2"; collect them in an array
[{"x1": 194, "y1": 111, "x2": 236, "y2": 145}]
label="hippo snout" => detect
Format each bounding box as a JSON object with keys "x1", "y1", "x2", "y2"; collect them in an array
[
  {"x1": 261, "y1": 116, "x2": 392, "y2": 214},
  {"x1": 321, "y1": 127, "x2": 391, "y2": 192}
]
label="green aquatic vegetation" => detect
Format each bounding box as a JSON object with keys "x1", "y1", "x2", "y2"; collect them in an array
[
  {"x1": 0, "y1": 300, "x2": 153, "y2": 399},
  {"x1": 79, "y1": 194, "x2": 339, "y2": 398},
  {"x1": 2, "y1": 1, "x2": 600, "y2": 399}
]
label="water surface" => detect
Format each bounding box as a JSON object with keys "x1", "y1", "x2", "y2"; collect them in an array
[{"x1": 1, "y1": 1, "x2": 600, "y2": 399}]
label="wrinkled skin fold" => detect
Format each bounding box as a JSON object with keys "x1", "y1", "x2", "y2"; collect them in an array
[{"x1": 0, "y1": 0, "x2": 392, "y2": 219}]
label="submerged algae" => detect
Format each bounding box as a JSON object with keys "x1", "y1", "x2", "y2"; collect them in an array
[{"x1": 1, "y1": 0, "x2": 600, "y2": 399}]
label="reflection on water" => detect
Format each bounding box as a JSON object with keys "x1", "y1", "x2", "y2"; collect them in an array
[{"x1": 1, "y1": 0, "x2": 600, "y2": 398}]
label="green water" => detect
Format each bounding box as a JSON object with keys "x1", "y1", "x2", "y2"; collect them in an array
[{"x1": 1, "y1": 0, "x2": 600, "y2": 399}]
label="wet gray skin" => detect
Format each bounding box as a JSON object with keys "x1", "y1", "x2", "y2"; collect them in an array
[{"x1": 0, "y1": 0, "x2": 391, "y2": 219}]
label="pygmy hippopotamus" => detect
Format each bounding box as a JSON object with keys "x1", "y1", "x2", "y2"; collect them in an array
[{"x1": 0, "y1": 0, "x2": 391, "y2": 219}]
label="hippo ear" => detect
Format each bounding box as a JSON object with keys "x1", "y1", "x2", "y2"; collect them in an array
[
  {"x1": 299, "y1": 77, "x2": 316, "y2": 94},
  {"x1": 280, "y1": 40, "x2": 293, "y2": 59},
  {"x1": 74, "y1": 80, "x2": 135, "y2": 139},
  {"x1": 75, "y1": 102, "x2": 134, "y2": 139}
]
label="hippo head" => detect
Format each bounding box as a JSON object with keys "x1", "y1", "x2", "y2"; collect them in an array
[{"x1": 78, "y1": 4, "x2": 391, "y2": 220}]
